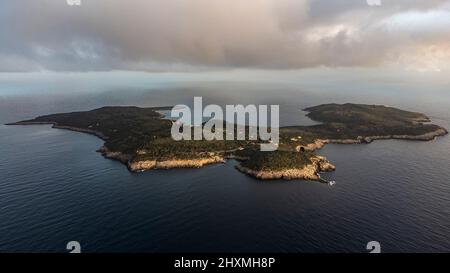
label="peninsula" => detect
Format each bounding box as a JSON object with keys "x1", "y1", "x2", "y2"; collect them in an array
[{"x1": 7, "y1": 103, "x2": 447, "y2": 181}]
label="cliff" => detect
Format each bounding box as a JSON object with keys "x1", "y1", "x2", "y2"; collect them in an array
[
  {"x1": 236, "y1": 155, "x2": 335, "y2": 181},
  {"x1": 7, "y1": 103, "x2": 448, "y2": 182},
  {"x1": 295, "y1": 128, "x2": 448, "y2": 152},
  {"x1": 128, "y1": 156, "x2": 226, "y2": 172}
]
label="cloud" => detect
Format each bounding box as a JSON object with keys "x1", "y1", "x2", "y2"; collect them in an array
[{"x1": 0, "y1": 0, "x2": 449, "y2": 72}]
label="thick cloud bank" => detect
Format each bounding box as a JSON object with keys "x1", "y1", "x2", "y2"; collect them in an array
[{"x1": 1, "y1": 0, "x2": 449, "y2": 71}]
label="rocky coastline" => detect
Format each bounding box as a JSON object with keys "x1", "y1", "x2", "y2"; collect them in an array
[
  {"x1": 128, "y1": 156, "x2": 226, "y2": 172},
  {"x1": 295, "y1": 128, "x2": 448, "y2": 152},
  {"x1": 95, "y1": 126, "x2": 448, "y2": 181},
  {"x1": 8, "y1": 121, "x2": 109, "y2": 140},
  {"x1": 235, "y1": 155, "x2": 335, "y2": 181},
  {"x1": 7, "y1": 105, "x2": 448, "y2": 182}
]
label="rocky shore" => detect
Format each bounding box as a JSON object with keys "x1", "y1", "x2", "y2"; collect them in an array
[
  {"x1": 97, "y1": 146, "x2": 132, "y2": 164},
  {"x1": 98, "y1": 145, "x2": 226, "y2": 171},
  {"x1": 355, "y1": 128, "x2": 448, "y2": 143},
  {"x1": 296, "y1": 128, "x2": 448, "y2": 152},
  {"x1": 7, "y1": 104, "x2": 448, "y2": 182},
  {"x1": 8, "y1": 121, "x2": 109, "y2": 140},
  {"x1": 99, "y1": 126, "x2": 448, "y2": 180},
  {"x1": 128, "y1": 156, "x2": 226, "y2": 172},
  {"x1": 235, "y1": 155, "x2": 335, "y2": 181}
]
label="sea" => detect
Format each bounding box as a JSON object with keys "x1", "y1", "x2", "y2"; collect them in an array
[{"x1": 0, "y1": 70, "x2": 449, "y2": 252}]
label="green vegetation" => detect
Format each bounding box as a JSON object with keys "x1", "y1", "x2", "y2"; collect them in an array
[
  {"x1": 305, "y1": 103, "x2": 430, "y2": 125},
  {"x1": 281, "y1": 103, "x2": 445, "y2": 143},
  {"x1": 16, "y1": 106, "x2": 173, "y2": 154},
  {"x1": 10, "y1": 103, "x2": 447, "y2": 175},
  {"x1": 135, "y1": 137, "x2": 251, "y2": 161},
  {"x1": 240, "y1": 150, "x2": 313, "y2": 171},
  {"x1": 12, "y1": 106, "x2": 255, "y2": 161}
]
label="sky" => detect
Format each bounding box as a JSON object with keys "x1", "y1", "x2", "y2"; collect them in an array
[{"x1": 1, "y1": 0, "x2": 450, "y2": 73}]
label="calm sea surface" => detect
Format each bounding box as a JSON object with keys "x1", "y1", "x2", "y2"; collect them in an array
[{"x1": 0, "y1": 76, "x2": 449, "y2": 252}]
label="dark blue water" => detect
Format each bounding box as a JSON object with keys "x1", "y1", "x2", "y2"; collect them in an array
[{"x1": 0, "y1": 80, "x2": 449, "y2": 253}]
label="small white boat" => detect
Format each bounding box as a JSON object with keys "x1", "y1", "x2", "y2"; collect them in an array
[{"x1": 328, "y1": 181, "x2": 336, "y2": 186}]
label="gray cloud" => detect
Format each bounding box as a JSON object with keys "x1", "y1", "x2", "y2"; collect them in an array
[{"x1": 1, "y1": 0, "x2": 449, "y2": 72}]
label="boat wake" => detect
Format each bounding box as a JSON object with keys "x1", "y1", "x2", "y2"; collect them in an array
[{"x1": 318, "y1": 173, "x2": 336, "y2": 186}]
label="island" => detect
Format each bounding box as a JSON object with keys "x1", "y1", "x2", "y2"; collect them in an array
[{"x1": 7, "y1": 103, "x2": 448, "y2": 182}]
